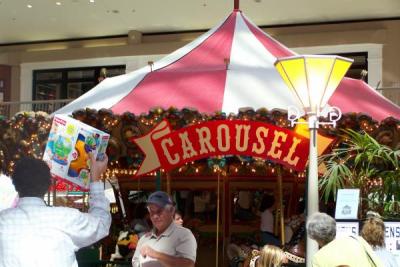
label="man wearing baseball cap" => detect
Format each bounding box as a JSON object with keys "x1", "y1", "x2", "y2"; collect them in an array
[{"x1": 132, "y1": 191, "x2": 197, "y2": 267}]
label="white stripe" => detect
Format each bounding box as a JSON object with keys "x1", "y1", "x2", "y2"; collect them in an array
[
  {"x1": 222, "y1": 13, "x2": 302, "y2": 114},
  {"x1": 54, "y1": 15, "x2": 230, "y2": 115}
]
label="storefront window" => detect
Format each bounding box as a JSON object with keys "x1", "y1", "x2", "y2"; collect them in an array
[
  {"x1": 36, "y1": 71, "x2": 62, "y2": 81},
  {"x1": 331, "y1": 52, "x2": 368, "y2": 81},
  {"x1": 67, "y1": 82, "x2": 96, "y2": 99},
  {"x1": 35, "y1": 83, "x2": 62, "y2": 100},
  {"x1": 67, "y1": 69, "x2": 95, "y2": 80},
  {"x1": 33, "y1": 65, "x2": 125, "y2": 100}
]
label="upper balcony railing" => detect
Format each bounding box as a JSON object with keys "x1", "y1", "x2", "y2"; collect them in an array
[
  {"x1": 0, "y1": 87, "x2": 399, "y2": 119},
  {"x1": 0, "y1": 99, "x2": 73, "y2": 118}
]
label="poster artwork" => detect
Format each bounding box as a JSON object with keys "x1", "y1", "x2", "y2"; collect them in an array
[
  {"x1": 335, "y1": 189, "x2": 360, "y2": 219},
  {"x1": 43, "y1": 115, "x2": 109, "y2": 190}
]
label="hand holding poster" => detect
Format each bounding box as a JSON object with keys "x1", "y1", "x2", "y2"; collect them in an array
[{"x1": 43, "y1": 115, "x2": 109, "y2": 190}]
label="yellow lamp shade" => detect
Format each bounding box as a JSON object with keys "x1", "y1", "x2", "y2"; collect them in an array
[{"x1": 274, "y1": 55, "x2": 353, "y2": 113}]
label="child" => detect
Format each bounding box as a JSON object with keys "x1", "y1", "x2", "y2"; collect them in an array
[{"x1": 250, "y1": 245, "x2": 287, "y2": 267}]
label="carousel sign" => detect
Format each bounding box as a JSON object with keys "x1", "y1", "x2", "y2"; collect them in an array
[{"x1": 133, "y1": 120, "x2": 310, "y2": 176}]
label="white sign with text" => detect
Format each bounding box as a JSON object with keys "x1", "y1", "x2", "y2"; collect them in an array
[
  {"x1": 335, "y1": 189, "x2": 360, "y2": 219},
  {"x1": 336, "y1": 221, "x2": 359, "y2": 238},
  {"x1": 384, "y1": 222, "x2": 400, "y2": 265}
]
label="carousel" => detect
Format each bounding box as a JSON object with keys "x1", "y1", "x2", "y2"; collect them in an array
[{"x1": 1, "y1": 3, "x2": 400, "y2": 267}]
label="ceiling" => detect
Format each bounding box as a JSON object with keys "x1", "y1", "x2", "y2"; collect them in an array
[{"x1": 0, "y1": 0, "x2": 399, "y2": 45}]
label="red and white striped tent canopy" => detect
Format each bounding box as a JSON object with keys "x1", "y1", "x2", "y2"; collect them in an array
[{"x1": 55, "y1": 10, "x2": 400, "y2": 121}]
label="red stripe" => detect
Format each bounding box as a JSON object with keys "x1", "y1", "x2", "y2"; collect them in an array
[
  {"x1": 330, "y1": 78, "x2": 400, "y2": 121},
  {"x1": 242, "y1": 14, "x2": 294, "y2": 58},
  {"x1": 112, "y1": 12, "x2": 237, "y2": 114}
]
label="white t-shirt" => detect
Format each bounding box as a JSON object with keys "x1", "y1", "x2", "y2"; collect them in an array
[{"x1": 260, "y1": 209, "x2": 274, "y2": 232}]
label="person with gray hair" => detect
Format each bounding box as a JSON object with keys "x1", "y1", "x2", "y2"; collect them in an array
[
  {"x1": 307, "y1": 212, "x2": 383, "y2": 267},
  {"x1": 132, "y1": 191, "x2": 197, "y2": 267},
  {"x1": 306, "y1": 212, "x2": 336, "y2": 247}
]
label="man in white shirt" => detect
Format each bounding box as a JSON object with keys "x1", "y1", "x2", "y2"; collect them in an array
[
  {"x1": 0, "y1": 154, "x2": 111, "y2": 267},
  {"x1": 132, "y1": 191, "x2": 197, "y2": 267}
]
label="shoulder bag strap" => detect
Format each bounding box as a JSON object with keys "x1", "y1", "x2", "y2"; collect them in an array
[{"x1": 349, "y1": 235, "x2": 378, "y2": 267}]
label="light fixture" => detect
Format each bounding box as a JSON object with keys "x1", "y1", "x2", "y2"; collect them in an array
[
  {"x1": 89, "y1": 0, "x2": 95, "y2": 3},
  {"x1": 56, "y1": 2, "x2": 61, "y2": 5},
  {"x1": 275, "y1": 55, "x2": 353, "y2": 115},
  {"x1": 27, "y1": 4, "x2": 33, "y2": 8},
  {"x1": 274, "y1": 54, "x2": 353, "y2": 266}
]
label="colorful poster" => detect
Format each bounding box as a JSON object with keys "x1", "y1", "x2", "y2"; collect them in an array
[
  {"x1": 0, "y1": 174, "x2": 18, "y2": 212},
  {"x1": 43, "y1": 115, "x2": 109, "y2": 190}
]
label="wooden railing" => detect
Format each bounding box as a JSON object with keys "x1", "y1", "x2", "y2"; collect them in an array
[{"x1": 0, "y1": 99, "x2": 73, "y2": 118}]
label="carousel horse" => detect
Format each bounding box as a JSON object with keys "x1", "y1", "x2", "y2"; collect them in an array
[
  {"x1": 227, "y1": 243, "x2": 256, "y2": 267},
  {"x1": 283, "y1": 222, "x2": 306, "y2": 265}
]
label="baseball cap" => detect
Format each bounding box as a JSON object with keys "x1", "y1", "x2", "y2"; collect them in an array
[{"x1": 147, "y1": 191, "x2": 173, "y2": 208}]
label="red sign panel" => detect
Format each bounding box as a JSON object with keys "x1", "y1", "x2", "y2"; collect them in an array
[{"x1": 133, "y1": 120, "x2": 309, "y2": 176}]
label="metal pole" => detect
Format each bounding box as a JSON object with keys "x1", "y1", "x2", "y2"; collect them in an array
[
  {"x1": 166, "y1": 172, "x2": 171, "y2": 195},
  {"x1": 277, "y1": 166, "x2": 285, "y2": 245},
  {"x1": 306, "y1": 114, "x2": 319, "y2": 267},
  {"x1": 52, "y1": 178, "x2": 57, "y2": 206},
  {"x1": 234, "y1": 0, "x2": 239, "y2": 10},
  {"x1": 222, "y1": 171, "x2": 227, "y2": 267},
  {"x1": 156, "y1": 170, "x2": 161, "y2": 191},
  {"x1": 216, "y1": 170, "x2": 221, "y2": 267}
]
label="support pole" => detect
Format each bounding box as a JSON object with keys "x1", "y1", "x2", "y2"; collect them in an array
[
  {"x1": 306, "y1": 114, "x2": 319, "y2": 267},
  {"x1": 277, "y1": 166, "x2": 285, "y2": 245},
  {"x1": 52, "y1": 178, "x2": 57, "y2": 206},
  {"x1": 222, "y1": 170, "x2": 227, "y2": 267},
  {"x1": 47, "y1": 185, "x2": 51, "y2": 205},
  {"x1": 137, "y1": 176, "x2": 141, "y2": 191},
  {"x1": 216, "y1": 170, "x2": 221, "y2": 267},
  {"x1": 234, "y1": 0, "x2": 239, "y2": 10},
  {"x1": 166, "y1": 171, "x2": 171, "y2": 195},
  {"x1": 156, "y1": 170, "x2": 161, "y2": 191}
]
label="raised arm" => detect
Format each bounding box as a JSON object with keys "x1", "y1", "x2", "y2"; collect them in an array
[{"x1": 62, "y1": 153, "x2": 112, "y2": 249}]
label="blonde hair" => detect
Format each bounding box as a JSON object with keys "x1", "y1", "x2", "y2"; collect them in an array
[
  {"x1": 257, "y1": 245, "x2": 286, "y2": 267},
  {"x1": 361, "y1": 217, "x2": 385, "y2": 248}
]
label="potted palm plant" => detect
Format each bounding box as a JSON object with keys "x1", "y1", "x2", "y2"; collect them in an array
[{"x1": 319, "y1": 129, "x2": 400, "y2": 218}]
